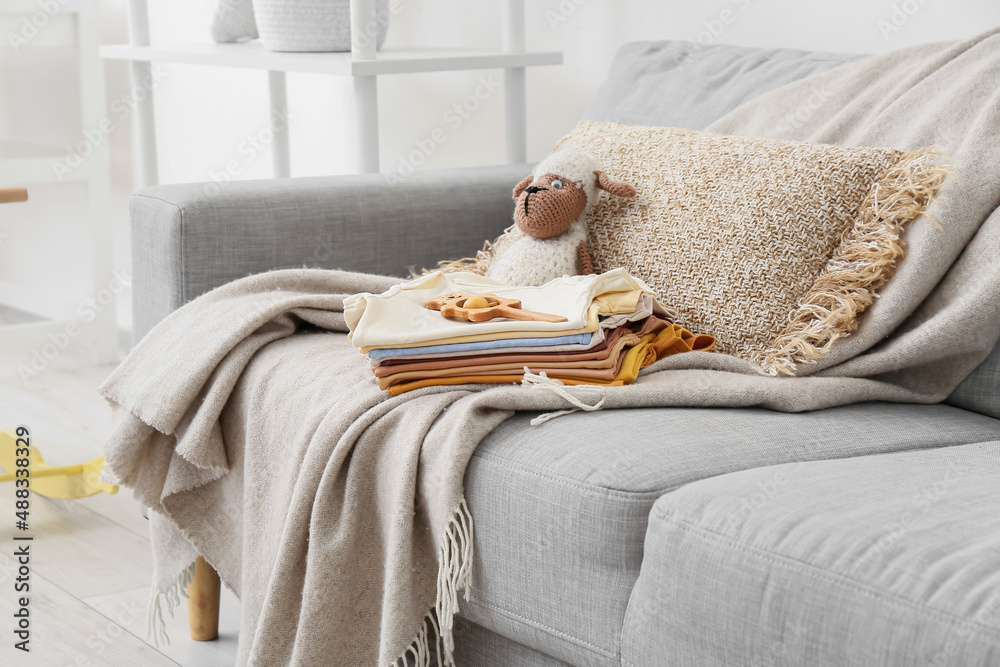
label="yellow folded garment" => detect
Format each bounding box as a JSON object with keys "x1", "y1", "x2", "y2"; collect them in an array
[
  {"x1": 558, "y1": 330, "x2": 657, "y2": 386},
  {"x1": 384, "y1": 324, "x2": 715, "y2": 396},
  {"x1": 591, "y1": 289, "x2": 646, "y2": 316},
  {"x1": 640, "y1": 324, "x2": 716, "y2": 366},
  {"x1": 557, "y1": 325, "x2": 714, "y2": 385}
]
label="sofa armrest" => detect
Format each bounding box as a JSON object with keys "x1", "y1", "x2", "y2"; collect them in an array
[{"x1": 131, "y1": 163, "x2": 529, "y2": 341}]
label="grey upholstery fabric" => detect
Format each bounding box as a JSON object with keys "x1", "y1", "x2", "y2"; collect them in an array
[
  {"x1": 457, "y1": 404, "x2": 1000, "y2": 667},
  {"x1": 583, "y1": 41, "x2": 863, "y2": 130},
  {"x1": 454, "y1": 617, "x2": 571, "y2": 667},
  {"x1": 947, "y1": 345, "x2": 1000, "y2": 419},
  {"x1": 621, "y1": 440, "x2": 1000, "y2": 667},
  {"x1": 130, "y1": 164, "x2": 528, "y2": 341}
]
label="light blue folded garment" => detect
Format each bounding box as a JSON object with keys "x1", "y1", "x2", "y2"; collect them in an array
[{"x1": 367, "y1": 332, "x2": 594, "y2": 362}]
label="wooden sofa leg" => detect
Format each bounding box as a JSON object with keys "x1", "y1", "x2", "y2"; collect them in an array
[
  {"x1": 0, "y1": 188, "x2": 29, "y2": 204},
  {"x1": 186, "y1": 556, "x2": 221, "y2": 641}
]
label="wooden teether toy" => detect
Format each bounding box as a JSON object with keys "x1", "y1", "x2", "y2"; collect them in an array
[{"x1": 425, "y1": 292, "x2": 568, "y2": 323}]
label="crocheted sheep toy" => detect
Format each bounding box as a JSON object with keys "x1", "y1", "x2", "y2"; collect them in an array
[{"x1": 485, "y1": 148, "x2": 637, "y2": 286}]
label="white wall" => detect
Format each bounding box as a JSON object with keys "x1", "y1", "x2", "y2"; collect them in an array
[
  {"x1": 2, "y1": 0, "x2": 999, "y2": 340},
  {"x1": 129, "y1": 0, "x2": 1000, "y2": 182}
]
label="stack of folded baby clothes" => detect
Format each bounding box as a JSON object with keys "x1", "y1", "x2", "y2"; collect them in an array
[{"x1": 345, "y1": 269, "x2": 714, "y2": 396}]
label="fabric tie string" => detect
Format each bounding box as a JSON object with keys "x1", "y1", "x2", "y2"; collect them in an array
[{"x1": 521, "y1": 368, "x2": 606, "y2": 425}]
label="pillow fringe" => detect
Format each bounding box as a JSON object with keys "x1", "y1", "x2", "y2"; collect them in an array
[{"x1": 759, "y1": 149, "x2": 951, "y2": 376}]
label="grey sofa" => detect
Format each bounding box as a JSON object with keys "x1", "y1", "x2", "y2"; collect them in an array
[{"x1": 132, "y1": 41, "x2": 1000, "y2": 666}]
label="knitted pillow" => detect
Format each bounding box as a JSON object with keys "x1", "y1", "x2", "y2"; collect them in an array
[{"x1": 550, "y1": 121, "x2": 947, "y2": 375}]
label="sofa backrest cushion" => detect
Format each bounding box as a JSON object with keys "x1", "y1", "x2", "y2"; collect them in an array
[
  {"x1": 583, "y1": 41, "x2": 863, "y2": 131},
  {"x1": 581, "y1": 39, "x2": 999, "y2": 417}
]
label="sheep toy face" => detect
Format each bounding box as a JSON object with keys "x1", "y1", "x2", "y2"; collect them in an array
[{"x1": 512, "y1": 173, "x2": 589, "y2": 239}]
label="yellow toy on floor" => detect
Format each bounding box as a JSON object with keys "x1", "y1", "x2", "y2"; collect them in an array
[{"x1": 0, "y1": 430, "x2": 118, "y2": 499}]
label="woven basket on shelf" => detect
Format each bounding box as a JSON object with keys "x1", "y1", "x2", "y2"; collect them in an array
[{"x1": 252, "y1": 0, "x2": 389, "y2": 53}]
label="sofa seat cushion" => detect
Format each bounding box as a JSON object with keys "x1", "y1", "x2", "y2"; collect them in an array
[
  {"x1": 621, "y1": 440, "x2": 1000, "y2": 667},
  {"x1": 458, "y1": 404, "x2": 1000, "y2": 667},
  {"x1": 454, "y1": 617, "x2": 572, "y2": 667}
]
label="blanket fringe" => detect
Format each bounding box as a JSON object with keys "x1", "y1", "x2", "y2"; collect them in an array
[
  {"x1": 521, "y1": 368, "x2": 607, "y2": 425},
  {"x1": 759, "y1": 149, "x2": 951, "y2": 376},
  {"x1": 395, "y1": 499, "x2": 475, "y2": 667},
  {"x1": 396, "y1": 616, "x2": 433, "y2": 667},
  {"x1": 146, "y1": 559, "x2": 196, "y2": 647}
]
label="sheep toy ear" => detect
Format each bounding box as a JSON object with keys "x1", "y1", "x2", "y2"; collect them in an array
[
  {"x1": 595, "y1": 170, "x2": 637, "y2": 198},
  {"x1": 512, "y1": 174, "x2": 534, "y2": 199}
]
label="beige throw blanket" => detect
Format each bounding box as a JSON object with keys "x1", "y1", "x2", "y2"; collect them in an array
[{"x1": 101, "y1": 29, "x2": 1000, "y2": 667}]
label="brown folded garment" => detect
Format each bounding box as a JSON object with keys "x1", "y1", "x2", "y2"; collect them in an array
[
  {"x1": 374, "y1": 328, "x2": 635, "y2": 377},
  {"x1": 377, "y1": 359, "x2": 629, "y2": 390},
  {"x1": 375, "y1": 331, "x2": 615, "y2": 370},
  {"x1": 372, "y1": 328, "x2": 614, "y2": 369},
  {"x1": 385, "y1": 322, "x2": 716, "y2": 395},
  {"x1": 376, "y1": 337, "x2": 636, "y2": 390}
]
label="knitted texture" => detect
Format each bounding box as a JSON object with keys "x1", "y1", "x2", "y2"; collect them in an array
[
  {"x1": 529, "y1": 150, "x2": 603, "y2": 214},
  {"x1": 513, "y1": 174, "x2": 588, "y2": 238},
  {"x1": 456, "y1": 149, "x2": 635, "y2": 286},
  {"x1": 211, "y1": 0, "x2": 259, "y2": 43},
  {"x1": 555, "y1": 121, "x2": 948, "y2": 375},
  {"x1": 483, "y1": 149, "x2": 599, "y2": 284},
  {"x1": 252, "y1": 0, "x2": 389, "y2": 52},
  {"x1": 485, "y1": 220, "x2": 588, "y2": 285}
]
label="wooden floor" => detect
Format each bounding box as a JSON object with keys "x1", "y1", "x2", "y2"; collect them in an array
[{"x1": 0, "y1": 338, "x2": 241, "y2": 666}]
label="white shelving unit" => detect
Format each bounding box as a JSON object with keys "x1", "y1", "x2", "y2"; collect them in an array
[
  {"x1": 100, "y1": 0, "x2": 562, "y2": 183},
  {"x1": 0, "y1": 0, "x2": 117, "y2": 363}
]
